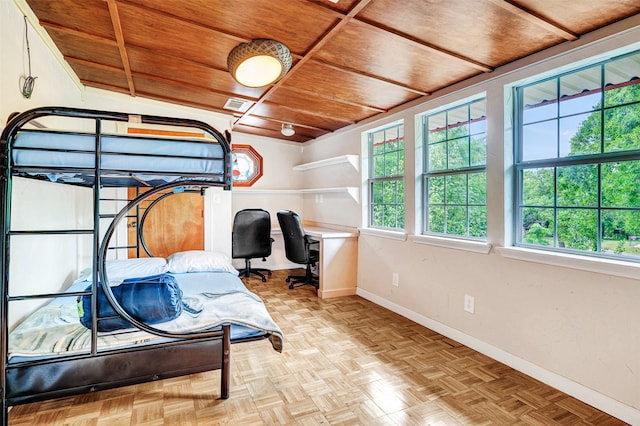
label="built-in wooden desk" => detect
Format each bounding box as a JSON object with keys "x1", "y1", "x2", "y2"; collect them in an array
[{"x1": 302, "y1": 225, "x2": 358, "y2": 299}]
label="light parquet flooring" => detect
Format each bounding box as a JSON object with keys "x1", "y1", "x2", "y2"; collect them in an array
[{"x1": 8, "y1": 269, "x2": 628, "y2": 425}]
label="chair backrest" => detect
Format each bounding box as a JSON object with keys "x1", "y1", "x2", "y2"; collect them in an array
[
  {"x1": 232, "y1": 209, "x2": 272, "y2": 259},
  {"x1": 277, "y1": 210, "x2": 309, "y2": 265}
]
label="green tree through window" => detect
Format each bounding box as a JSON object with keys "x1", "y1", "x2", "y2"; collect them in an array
[
  {"x1": 423, "y1": 99, "x2": 487, "y2": 239},
  {"x1": 368, "y1": 123, "x2": 405, "y2": 230},
  {"x1": 516, "y1": 51, "x2": 640, "y2": 260}
]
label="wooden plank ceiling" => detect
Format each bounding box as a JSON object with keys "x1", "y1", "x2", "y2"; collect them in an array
[{"x1": 24, "y1": 0, "x2": 640, "y2": 142}]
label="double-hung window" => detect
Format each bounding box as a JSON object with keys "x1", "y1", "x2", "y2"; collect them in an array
[
  {"x1": 423, "y1": 99, "x2": 487, "y2": 238},
  {"x1": 368, "y1": 122, "x2": 405, "y2": 230},
  {"x1": 515, "y1": 50, "x2": 640, "y2": 261}
]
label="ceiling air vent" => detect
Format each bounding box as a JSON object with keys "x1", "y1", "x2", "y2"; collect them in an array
[{"x1": 224, "y1": 98, "x2": 250, "y2": 112}]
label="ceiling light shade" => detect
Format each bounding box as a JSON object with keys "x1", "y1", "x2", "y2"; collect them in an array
[
  {"x1": 281, "y1": 123, "x2": 295, "y2": 137},
  {"x1": 228, "y1": 39, "x2": 292, "y2": 87}
]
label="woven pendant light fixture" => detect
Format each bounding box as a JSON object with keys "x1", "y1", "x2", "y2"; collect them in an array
[{"x1": 227, "y1": 39, "x2": 292, "y2": 87}]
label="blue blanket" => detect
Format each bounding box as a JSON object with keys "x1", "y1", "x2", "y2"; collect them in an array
[{"x1": 78, "y1": 274, "x2": 183, "y2": 332}]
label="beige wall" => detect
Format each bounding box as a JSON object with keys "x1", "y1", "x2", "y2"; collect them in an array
[{"x1": 300, "y1": 18, "x2": 640, "y2": 423}]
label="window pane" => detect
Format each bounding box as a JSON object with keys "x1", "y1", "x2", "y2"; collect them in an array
[
  {"x1": 522, "y1": 80, "x2": 557, "y2": 124},
  {"x1": 385, "y1": 126, "x2": 399, "y2": 151},
  {"x1": 446, "y1": 206, "x2": 467, "y2": 235},
  {"x1": 557, "y1": 164, "x2": 598, "y2": 207},
  {"x1": 428, "y1": 177, "x2": 444, "y2": 204},
  {"x1": 470, "y1": 99, "x2": 487, "y2": 134},
  {"x1": 429, "y1": 142, "x2": 446, "y2": 171},
  {"x1": 373, "y1": 155, "x2": 385, "y2": 178},
  {"x1": 522, "y1": 121, "x2": 558, "y2": 160},
  {"x1": 446, "y1": 175, "x2": 467, "y2": 204},
  {"x1": 602, "y1": 210, "x2": 640, "y2": 258},
  {"x1": 429, "y1": 206, "x2": 445, "y2": 233},
  {"x1": 469, "y1": 206, "x2": 487, "y2": 238},
  {"x1": 468, "y1": 172, "x2": 486, "y2": 204},
  {"x1": 559, "y1": 111, "x2": 601, "y2": 157},
  {"x1": 397, "y1": 180, "x2": 405, "y2": 200},
  {"x1": 372, "y1": 204, "x2": 384, "y2": 227},
  {"x1": 522, "y1": 207, "x2": 555, "y2": 246},
  {"x1": 448, "y1": 137, "x2": 469, "y2": 169},
  {"x1": 383, "y1": 180, "x2": 398, "y2": 204},
  {"x1": 427, "y1": 112, "x2": 447, "y2": 143},
  {"x1": 470, "y1": 135, "x2": 486, "y2": 167},
  {"x1": 602, "y1": 160, "x2": 640, "y2": 208},
  {"x1": 517, "y1": 51, "x2": 640, "y2": 261},
  {"x1": 604, "y1": 103, "x2": 640, "y2": 153},
  {"x1": 423, "y1": 99, "x2": 486, "y2": 239},
  {"x1": 448, "y1": 105, "x2": 470, "y2": 138},
  {"x1": 557, "y1": 208, "x2": 598, "y2": 251},
  {"x1": 372, "y1": 131, "x2": 385, "y2": 155},
  {"x1": 385, "y1": 151, "x2": 399, "y2": 176},
  {"x1": 559, "y1": 66, "x2": 601, "y2": 116},
  {"x1": 372, "y1": 181, "x2": 383, "y2": 203},
  {"x1": 604, "y1": 53, "x2": 640, "y2": 107},
  {"x1": 522, "y1": 168, "x2": 554, "y2": 206}
]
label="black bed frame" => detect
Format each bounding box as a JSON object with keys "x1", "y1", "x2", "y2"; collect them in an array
[{"x1": 0, "y1": 107, "x2": 241, "y2": 424}]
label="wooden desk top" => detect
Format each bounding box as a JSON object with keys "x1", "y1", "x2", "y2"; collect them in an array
[{"x1": 271, "y1": 225, "x2": 358, "y2": 239}]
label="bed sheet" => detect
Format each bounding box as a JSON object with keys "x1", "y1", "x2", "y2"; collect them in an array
[
  {"x1": 11, "y1": 131, "x2": 225, "y2": 184},
  {"x1": 8, "y1": 271, "x2": 283, "y2": 362}
]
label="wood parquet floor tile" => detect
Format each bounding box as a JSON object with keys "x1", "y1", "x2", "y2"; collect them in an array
[{"x1": 8, "y1": 269, "x2": 629, "y2": 425}]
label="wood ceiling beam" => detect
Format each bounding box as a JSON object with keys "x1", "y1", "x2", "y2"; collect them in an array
[
  {"x1": 487, "y1": 0, "x2": 579, "y2": 41},
  {"x1": 106, "y1": 0, "x2": 135, "y2": 96},
  {"x1": 242, "y1": 114, "x2": 332, "y2": 132}
]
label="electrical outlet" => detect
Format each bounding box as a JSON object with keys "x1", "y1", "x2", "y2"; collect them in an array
[
  {"x1": 392, "y1": 272, "x2": 399, "y2": 287},
  {"x1": 464, "y1": 294, "x2": 475, "y2": 314}
]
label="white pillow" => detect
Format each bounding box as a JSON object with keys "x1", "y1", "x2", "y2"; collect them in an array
[
  {"x1": 167, "y1": 250, "x2": 238, "y2": 275},
  {"x1": 78, "y1": 257, "x2": 168, "y2": 282}
]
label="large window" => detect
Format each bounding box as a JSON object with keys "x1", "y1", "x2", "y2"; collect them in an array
[
  {"x1": 515, "y1": 51, "x2": 640, "y2": 261},
  {"x1": 423, "y1": 99, "x2": 487, "y2": 239},
  {"x1": 368, "y1": 122, "x2": 404, "y2": 230}
]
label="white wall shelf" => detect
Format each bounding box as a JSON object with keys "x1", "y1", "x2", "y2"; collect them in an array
[{"x1": 293, "y1": 155, "x2": 359, "y2": 172}]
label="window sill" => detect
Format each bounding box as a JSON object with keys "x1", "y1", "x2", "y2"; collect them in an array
[
  {"x1": 411, "y1": 234, "x2": 492, "y2": 254},
  {"x1": 358, "y1": 228, "x2": 408, "y2": 241},
  {"x1": 496, "y1": 246, "x2": 640, "y2": 281}
]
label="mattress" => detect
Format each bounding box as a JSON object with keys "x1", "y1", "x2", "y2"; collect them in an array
[
  {"x1": 8, "y1": 271, "x2": 283, "y2": 362},
  {"x1": 11, "y1": 130, "x2": 226, "y2": 186}
]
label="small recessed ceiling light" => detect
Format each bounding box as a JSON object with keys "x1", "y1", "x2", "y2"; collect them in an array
[{"x1": 281, "y1": 123, "x2": 295, "y2": 137}]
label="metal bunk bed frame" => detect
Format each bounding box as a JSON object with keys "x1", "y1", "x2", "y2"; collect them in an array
[{"x1": 0, "y1": 107, "x2": 235, "y2": 424}]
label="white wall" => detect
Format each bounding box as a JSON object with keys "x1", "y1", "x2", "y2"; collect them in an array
[
  {"x1": 229, "y1": 132, "x2": 304, "y2": 271},
  {"x1": 300, "y1": 18, "x2": 640, "y2": 423}
]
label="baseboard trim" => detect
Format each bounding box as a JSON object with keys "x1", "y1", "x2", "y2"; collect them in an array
[
  {"x1": 356, "y1": 288, "x2": 639, "y2": 425},
  {"x1": 319, "y1": 287, "x2": 356, "y2": 299}
]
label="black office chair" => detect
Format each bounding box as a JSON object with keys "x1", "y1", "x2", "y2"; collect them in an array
[
  {"x1": 277, "y1": 210, "x2": 319, "y2": 290},
  {"x1": 232, "y1": 209, "x2": 273, "y2": 282}
]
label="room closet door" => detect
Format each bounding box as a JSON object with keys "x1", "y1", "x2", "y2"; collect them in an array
[{"x1": 127, "y1": 188, "x2": 204, "y2": 258}]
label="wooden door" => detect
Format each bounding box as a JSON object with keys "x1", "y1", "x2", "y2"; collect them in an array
[{"x1": 127, "y1": 188, "x2": 204, "y2": 258}]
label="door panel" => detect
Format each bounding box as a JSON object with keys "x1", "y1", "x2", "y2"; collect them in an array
[{"x1": 128, "y1": 188, "x2": 204, "y2": 258}]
